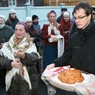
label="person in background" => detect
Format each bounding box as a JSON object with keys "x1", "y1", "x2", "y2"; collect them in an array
[
  {"x1": 32, "y1": 15, "x2": 42, "y2": 54},
  {"x1": 57, "y1": 8, "x2": 67, "y2": 23},
  {"x1": 92, "y1": 7, "x2": 95, "y2": 21},
  {"x1": 26, "y1": 16, "x2": 40, "y2": 51},
  {"x1": 41, "y1": 10, "x2": 64, "y2": 69},
  {"x1": 6, "y1": 8, "x2": 19, "y2": 30},
  {"x1": 0, "y1": 14, "x2": 14, "y2": 49},
  {"x1": 46, "y1": 2, "x2": 95, "y2": 95},
  {"x1": 60, "y1": 11, "x2": 73, "y2": 48},
  {"x1": 1, "y1": 22, "x2": 41, "y2": 95},
  {"x1": 26, "y1": 16, "x2": 42, "y2": 74},
  {"x1": 0, "y1": 14, "x2": 14, "y2": 90},
  {"x1": 32, "y1": 15, "x2": 41, "y2": 34}
]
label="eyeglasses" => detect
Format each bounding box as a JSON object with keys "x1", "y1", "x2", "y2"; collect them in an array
[{"x1": 74, "y1": 15, "x2": 87, "y2": 20}]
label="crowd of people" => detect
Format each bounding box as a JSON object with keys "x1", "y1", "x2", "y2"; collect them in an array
[{"x1": 0, "y1": 1, "x2": 95, "y2": 95}]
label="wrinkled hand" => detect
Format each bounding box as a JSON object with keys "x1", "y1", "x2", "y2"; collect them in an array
[
  {"x1": 14, "y1": 49, "x2": 25, "y2": 59},
  {"x1": 11, "y1": 60, "x2": 23, "y2": 69},
  {"x1": 50, "y1": 35, "x2": 58, "y2": 42}
]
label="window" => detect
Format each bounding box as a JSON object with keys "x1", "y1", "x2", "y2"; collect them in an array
[{"x1": 0, "y1": 0, "x2": 8, "y2": 7}]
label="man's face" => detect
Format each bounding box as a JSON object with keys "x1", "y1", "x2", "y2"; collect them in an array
[{"x1": 74, "y1": 8, "x2": 91, "y2": 29}]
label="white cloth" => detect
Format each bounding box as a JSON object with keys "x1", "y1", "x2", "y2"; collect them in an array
[
  {"x1": 42, "y1": 67, "x2": 95, "y2": 95},
  {"x1": 1, "y1": 34, "x2": 39, "y2": 91},
  {"x1": 48, "y1": 23, "x2": 64, "y2": 57}
]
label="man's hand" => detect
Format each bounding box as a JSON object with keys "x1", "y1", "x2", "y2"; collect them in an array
[{"x1": 46, "y1": 63, "x2": 55, "y2": 70}]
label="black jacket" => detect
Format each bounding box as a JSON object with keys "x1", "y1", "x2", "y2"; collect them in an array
[
  {"x1": 0, "y1": 55, "x2": 12, "y2": 88},
  {"x1": 0, "y1": 55, "x2": 12, "y2": 70},
  {"x1": 53, "y1": 21, "x2": 95, "y2": 75},
  {"x1": 0, "y1": 25, "x2": 14, "y2": 43}
]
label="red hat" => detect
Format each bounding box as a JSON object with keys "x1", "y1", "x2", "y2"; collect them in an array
[{"x1": 17, "y1": 22, "x2": 29, "y2": 32}]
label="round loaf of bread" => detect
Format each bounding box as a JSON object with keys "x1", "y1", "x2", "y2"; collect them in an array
[{"x1": 58, "y1": 68, "x2": 84, "y2": 84}]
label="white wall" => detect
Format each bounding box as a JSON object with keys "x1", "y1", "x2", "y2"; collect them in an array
[{"x1": 0, "y1": 6, "x2": 74, "y2": 29}]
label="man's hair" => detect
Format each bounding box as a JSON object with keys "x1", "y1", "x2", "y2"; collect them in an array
[{"x1": 72, "y1": 2, "x2": 93, "y2": 20}]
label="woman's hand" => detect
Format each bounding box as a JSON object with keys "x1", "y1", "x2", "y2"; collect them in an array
[
  {"x1": 11, "y1": 60, "x2": 23, "y2": 69},
  {"x1": 50, "y1": 35, "x2": 58, "y2": 42},
  {"x1": 14, "y1": 49, "x2": 25, "y2": 59}
]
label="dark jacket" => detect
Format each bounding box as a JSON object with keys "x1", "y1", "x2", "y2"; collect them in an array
[
  {"x1": 0, "y1": 55, "x2": 12, "y2": 88},
  {"x1": 0, "y1": 24, "x2": 14, "y2": 44},
  {"x1": 70, "y1": 21, "x2": 77, "y2": 36},
  {"x1": 0, "y1": 55, "x2": 12, "y2": 70},
  {"x1": 28, "y1": 25, "x2": 40, "y2": 44},
  {"x1": 53, "y1": 21, "x2": 95, "y2": 75},
  {"x1": 7, "y1": 52, "x2": 41, "y2": 95},
  {"x1": 57, "y1": 14, "x2": 63, "y2": 23},
  {"x1": 6, "y1": 18, "x2": 19, "y2": 30},
  {"x1": 0, "y1": 24, "x2": 14, "y2": 88}
]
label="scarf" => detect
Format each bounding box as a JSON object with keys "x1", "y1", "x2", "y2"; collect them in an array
[
  {"x1": 48, "y1": 23, "x2": 64, "y2": 57},
  {"x1": 1, "y1": 33, "x2": 39, "y2": 91},
  {"x1": 60, "y1": 17, "x2": 72, "y2": 31}
]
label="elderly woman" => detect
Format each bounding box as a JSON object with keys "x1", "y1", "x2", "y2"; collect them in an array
[
  {"x1": 41, "y1": 10, "x2": 64, "y2": 69},
  {"x1": 60, "y1": 11, "x2": 73, "y2": 48},
  {"x1": 1, "y1": 22, "x2": 41, "y2": 95}
]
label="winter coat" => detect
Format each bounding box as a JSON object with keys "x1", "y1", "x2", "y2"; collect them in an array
[
  {"x1": 0, "y1": 55, "x2": 12, "y2": 70},
  {"x1": 0, "y1": 24, "x2": 14, "y2": 43},
  {"x1": 57, "y1": 14, "x2": 63, "y2": 23},
  {"x1": 7, "y1": 52, "x2": 41, "y2": 95},
  {"x1": 0, "y1": 55, "x2": 12, "y2": 88},
  {"x1": 0, "y1": 24, "x2": 14, "y2": 88},
  {"x1": 6, "y1": 18, "x2": 19, "y2": 30},
  {"x1": 53, "y1": 21, "x2": 95, "y2": 75}
]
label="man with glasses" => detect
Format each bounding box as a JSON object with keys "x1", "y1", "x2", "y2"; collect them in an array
[
  {"x1": 46, "y1": 2, "x2": 95, "y2": 95},
  {"x1": 70, "y1": 5, "x2": 95, "y2": 36}
]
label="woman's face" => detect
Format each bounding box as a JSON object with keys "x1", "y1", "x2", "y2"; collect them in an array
[
  {"x1": 64, "y1": 15, "x2": 70, "y2": 22},
  {"x1": 48, "y1": 13, "x2": 56, "y2": 23},
  {"x1": 15, "y1": 24, "x2": 26, "y2": 39},
  {"x1": 26, "y1": 21, "x2": 32, "y2": 27},
  {"x1": 10, "y1": 13, "x2": 16, "y2": 18}
]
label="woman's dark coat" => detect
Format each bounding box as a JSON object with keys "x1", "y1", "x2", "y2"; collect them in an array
[{"x1": 7, "y1": 52, "x2": 41, "y2": 95}]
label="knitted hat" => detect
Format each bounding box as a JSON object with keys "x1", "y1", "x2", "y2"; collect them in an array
[
  {"x1": 17, "y1": 22, "x2": 29, "y2": 32},
  {"x1": 49, "y1": 10, "x2": 56, "y2": 15},
  {"x1": 61, "y1": 8, "x2": 67, "y2": 12},
  {"x1": 26, "y1": 16, "x2": 32, "y2": 22},
  {"x1": 63, "y1": 11, "x2": 70, "y2": 17},
  {"x1": 32, "y1": 15, "x2": 38, "y2": 21},
  {"x1": 9, "y1": 9, "x2": 16, "y2": 14},
  {"x1": 0, "y1": 15, "x2": 6, "y2": 21}
]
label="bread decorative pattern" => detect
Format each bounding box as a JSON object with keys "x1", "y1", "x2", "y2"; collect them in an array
[{"x1": 58, "y1": 68, "x2": 84, "y2": 84}]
